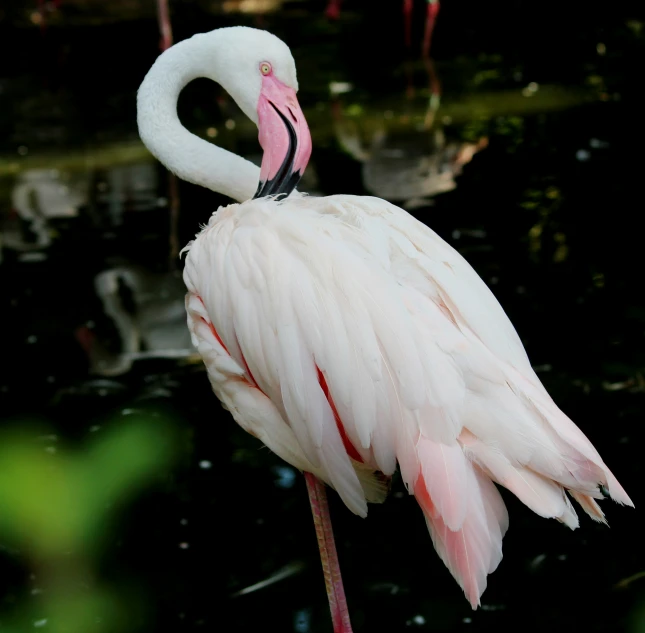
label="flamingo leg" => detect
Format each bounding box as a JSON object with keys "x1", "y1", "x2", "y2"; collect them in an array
[
  {"x1": 156, "y1": 0, "x2": 173, "y2": 52},
  {"x1": 304, "y1": 472, "x2": 353, "y2": 633},
  {"x1": 422, "y1": 56, "x2": 441, "y2": 128},
  {"x1": 403, "y1": 0, "x2": 414, "y2": 49},
  {"x1": 325, "y1": 0, "x2": 343, "y2": 20},
  {"x1": 422, "y1": 0, "x2": 440, "y2": 59}
]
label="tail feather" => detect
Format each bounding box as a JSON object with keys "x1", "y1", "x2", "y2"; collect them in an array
[
  {"x1": 569, "y1": 491, "x2": 608, "y2": 525},
  {"x1": 474, "y1": 470, "x2": 509, "y2": 573},
  {"x1": 462, "y1": 434, "x2": 580, "y2": 529},
  {"x1": 414, "y1": 462, "x2": 507, "y2": 609},
  {"x1": 408, "y1": 413, "x2": 631, "y2": 608},
  {"x1": 515, "y1": 373, "x2": 634, "y2": 507},
  {"x1": 418, "y1": 437, "x2": 469, "y2": 530},
  {"x1": 605, "y1": 470, "x2": 634, "y2": 507}
]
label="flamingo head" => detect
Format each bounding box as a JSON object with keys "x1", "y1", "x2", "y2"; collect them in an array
[
  {"x1": 253, "y1": 60, "x2": 312, "y2": 199},
  {"x1": 206, "y1": 27, "x2": 312, "y2": 199}
]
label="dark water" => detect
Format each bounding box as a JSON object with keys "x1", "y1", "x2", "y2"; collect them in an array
[{"x1": 1, "y1": 1, "x2": 644, "y2": 632}]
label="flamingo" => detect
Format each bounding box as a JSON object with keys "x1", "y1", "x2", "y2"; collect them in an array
[
  {"x1": 325, "y1": 0, "x2": 440, "y2": 58},
  {"x1": 137, "y1": 26, "x2": 633, "y2": 632}
]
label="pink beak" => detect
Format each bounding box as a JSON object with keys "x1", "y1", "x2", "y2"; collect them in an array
[{"x1": 255, "y1": 73, "x2": 312, "y2": 199}]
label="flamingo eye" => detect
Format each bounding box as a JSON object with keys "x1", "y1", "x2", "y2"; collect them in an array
[{"x1": 260, "y1": 62, "x2": 272, "y2": 76}]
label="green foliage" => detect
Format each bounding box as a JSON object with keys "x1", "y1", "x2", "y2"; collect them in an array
[{"x1": 0, "y1": 415, "x2": 177, "y2": 633}]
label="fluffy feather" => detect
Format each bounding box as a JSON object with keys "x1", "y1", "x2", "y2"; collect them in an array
[{"x1": 183, "y1": 192, "x2": 632, "y2": 607}]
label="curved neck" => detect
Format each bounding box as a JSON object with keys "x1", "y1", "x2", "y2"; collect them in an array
[{"x1": 137, "y1": 35, "x2": 259, "y2": 202}]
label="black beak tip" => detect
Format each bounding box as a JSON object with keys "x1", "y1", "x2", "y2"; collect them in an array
[
  {"x1": 253, "y1": 170, "x2": 302, "y2": 201},
  {"x1": 253, "y1": 100, "x2": 302, "y2": 201},
  {"x1": 253, "y1": 180, "x2": 265, "y2": 199}
]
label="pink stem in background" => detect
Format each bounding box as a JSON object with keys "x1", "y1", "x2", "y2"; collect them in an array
[
  {"x1": 157, "y1": 0, "x2": 173, "y2": 52},
  {"x1": 325, "y1": 0, "x2": 343, "y2": 21},
  {"x1": 304, "y1": 472, "x2": 353, "y2": 633},
  {"x1": 422, "y1": 55, "x2": 442, "y2": 129},
  {"x1": 424, "y1": 54, "x2": 441, "y2": 98},
  {"x1": 403, "y1": 0, "x2": 414, "y2": 49},
  {"x1": 422, "y1": 0, "x2": 440, "y2": 59}
]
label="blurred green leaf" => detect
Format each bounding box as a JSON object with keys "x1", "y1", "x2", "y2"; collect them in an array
[
  {"x1": 0, "y1": 416, "x2": 175, "y2": 559},
  {"x1": 0, "y1": 413, "x2": 177, "y2": 633}
]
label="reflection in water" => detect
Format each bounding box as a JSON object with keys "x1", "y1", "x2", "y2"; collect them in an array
[
  {"x1": 96, "y1": 162, "x2": 160, "y2": 227},
  {"x1": 230, "y1": 560, "x2": 306, "y2": 597},
  {"x1": 0, "y1": 161, "x2": 160, "y2": 258},
  {"x1": 10, "y1": 168, "x2": 87, "y2": 248},
  {"x1": 76, "y1": 263, "x2": 197, "y2": 377},
  {"x1": 220, "y1": 0, "x2": 287, "y2": 13},
  {"x1": 293, "y1": 608, "x2": 312, "y2": 633},
  {"x1": 331, "y1": 60, "x2": 488, "y2": 208},
  {"x1": 361, "y1": 126, "x2": 487, "y2": 207}
]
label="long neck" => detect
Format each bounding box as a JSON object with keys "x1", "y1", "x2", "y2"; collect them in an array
[{"x1": 137, "y1": 35, "x2": 259, "y2": 202}]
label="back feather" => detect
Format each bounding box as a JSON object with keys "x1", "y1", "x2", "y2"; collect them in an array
[{"x1": 183, "y1": 193, "x2": 633, "y2": 608}]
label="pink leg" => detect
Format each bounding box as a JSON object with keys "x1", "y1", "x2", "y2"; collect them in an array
[
  {"x1": 424, "y1": 55, "x2": 441, "y2": 100},
  {"x1": 403, "y1": 0, "x2": 414, "y2": 49},
  {"x1": 422, "y1": 0, "x2": 440, "y2": 59},
  {"x1": 304, "y1": 472, "x2": 353, "y2": 633},
  {"x1": 422, "y1": 56, "x2": 441, "y2": 128},
  {"x1": 325, "y1": 0, "x2": 342, "y2": 20},
  {"x1": 156, "y1": 0, "x2": 173, "y2": 51}
]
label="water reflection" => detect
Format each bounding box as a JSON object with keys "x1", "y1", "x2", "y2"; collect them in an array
[
  {"x1": 231, "y1": 560, "x2": 306, "y2": 597},
  {"x1": 95, "y1": 162, "x2": 160, "y2": 227},
  {"x1": 76, "y1": 262, "x2": 197, "y2": 376},
  {"x1": 0, "y1": 157, "x2": 161, "y2": 261},
  {"x1": 219, "y1": 0, "x2": 287, "y2": 14},
  {"x1": 8, "y1": 168, "x2": 87, "y2": 249},
  {"x1": 293, "y1": 607, "x2": 312, "y2": 633},
  {"x1": 359, "y1": 123, "x2": 487, "y2": 207},
  {"x1": 331, "y1": 60, "x2": 488, "y2": 208}
]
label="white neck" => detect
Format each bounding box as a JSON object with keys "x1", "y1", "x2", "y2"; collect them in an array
[{"x1": 137, "y1": 33, "x2": 260, "y2": 202}]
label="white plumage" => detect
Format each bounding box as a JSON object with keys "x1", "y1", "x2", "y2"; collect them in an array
[{"x1": 182, "y1": 192, "x2": 632, "y2": 605}]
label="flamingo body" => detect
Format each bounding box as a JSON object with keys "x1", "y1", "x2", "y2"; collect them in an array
[{"x1": 182, "y1": 191, "x2": 631, "y2": 606}]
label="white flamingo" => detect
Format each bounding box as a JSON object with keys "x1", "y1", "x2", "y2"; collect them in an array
[{"x1": 137, "y1": 26, "x2": 633, "y2": 632}]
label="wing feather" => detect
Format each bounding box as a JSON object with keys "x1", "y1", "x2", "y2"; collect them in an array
[{"x1": 183, "y1": 193, "x2": 632, "y2": 609}]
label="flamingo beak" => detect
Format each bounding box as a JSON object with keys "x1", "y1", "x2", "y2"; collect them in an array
[{"x1": 254, "y1": 74, "x2": 312, "y2": 199}]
